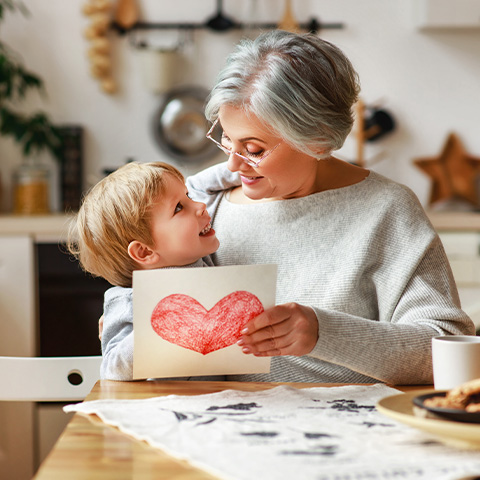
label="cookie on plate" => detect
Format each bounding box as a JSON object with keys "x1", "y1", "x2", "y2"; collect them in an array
[{"x1": 446, "y1": 378, "x2": 480, "y2": 409}]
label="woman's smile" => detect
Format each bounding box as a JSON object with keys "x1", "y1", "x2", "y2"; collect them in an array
[{"x1": 240, "y1": 174, "x2": 264, "y2": 185}]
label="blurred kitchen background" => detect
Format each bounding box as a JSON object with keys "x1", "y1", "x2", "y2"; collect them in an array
[{"x1": 0, "y1": 0, "x2": 479, "y2": 212}]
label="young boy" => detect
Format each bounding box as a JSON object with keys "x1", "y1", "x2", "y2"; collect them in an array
[{"x1": 67, "y1": 161, "x2": 220, "y2": 380}]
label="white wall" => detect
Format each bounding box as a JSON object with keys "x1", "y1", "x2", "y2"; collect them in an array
[{"x1": 1, "y1": 0, "x2": 480, "y2": 211}]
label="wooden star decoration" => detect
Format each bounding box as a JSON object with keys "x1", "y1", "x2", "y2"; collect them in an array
[{"x1": 414, "y1": 133, "x2": 480, "y2": 207}]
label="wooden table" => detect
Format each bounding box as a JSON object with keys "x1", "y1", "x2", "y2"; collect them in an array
[{"x1": 33, "y1": 380, "x2": 425, "y2": 480}]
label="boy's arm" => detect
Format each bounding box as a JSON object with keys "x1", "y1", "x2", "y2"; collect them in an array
[
  {"x1": 101, "y1": 287, "x2": 134, "y2": 381},
  {"x1": 186, "y1": 161, "x2": 240, "y2": 209}
]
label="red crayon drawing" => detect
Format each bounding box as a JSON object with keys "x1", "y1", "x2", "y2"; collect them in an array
[{"x1": 150, "y1": 291, "x2": 264, "y2": 355}]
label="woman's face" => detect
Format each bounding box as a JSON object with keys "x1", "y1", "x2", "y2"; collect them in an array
[{"x1": 218, "y1": 105, "x2": 321, "y2": 201}]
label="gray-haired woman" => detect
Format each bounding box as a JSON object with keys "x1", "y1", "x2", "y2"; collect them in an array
[{"x1": 187, "y1": 30, "x2": 474, "y2": 385}]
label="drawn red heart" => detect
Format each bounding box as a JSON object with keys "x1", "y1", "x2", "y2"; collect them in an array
[{"x1": 150, "y1": 291, "x2": 264, "y2": 355}]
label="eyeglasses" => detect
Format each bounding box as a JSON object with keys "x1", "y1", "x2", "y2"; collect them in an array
[{"x1": 206, "y1": 119, "x2": 281, "y2": 168}]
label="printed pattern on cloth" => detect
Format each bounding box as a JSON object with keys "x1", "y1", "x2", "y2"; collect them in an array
[{"x1": 65, "y1": 384, "x2": 480, "y2": 480}]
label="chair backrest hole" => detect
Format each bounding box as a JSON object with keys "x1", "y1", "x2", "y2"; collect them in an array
[{"x1": 68, "y1": 371, "x2": 84, "y2": 386}]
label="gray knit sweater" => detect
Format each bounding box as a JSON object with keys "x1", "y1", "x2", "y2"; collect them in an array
[{"x1": 186, "y1": 162, "x2": 474, "y2": 385}]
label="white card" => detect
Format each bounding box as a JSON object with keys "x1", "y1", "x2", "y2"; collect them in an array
[{"x1": 133, "y1": 264, "x2": 276, "y2": 379}]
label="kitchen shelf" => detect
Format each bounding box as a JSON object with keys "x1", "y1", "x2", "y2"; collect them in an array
[
  {"x1": 114, "y1": 18, "x2": 343, "y2": 34},
  {"x1": 112, "y1": 0, "x2": 344, "y2": 36},
  {"x1": 1, "y1": 211, "x2": 479, "y2": 240}
]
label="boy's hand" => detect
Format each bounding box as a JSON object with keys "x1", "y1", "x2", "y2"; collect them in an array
[{"x1": 99, "y1": 315, "x2": 104, "y2": 341}]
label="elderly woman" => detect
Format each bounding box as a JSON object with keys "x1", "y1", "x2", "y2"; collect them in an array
[{"x1": 187, "y1": 30, "x2": 474, "y2": 385}]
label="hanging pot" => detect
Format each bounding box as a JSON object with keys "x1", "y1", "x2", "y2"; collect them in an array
[
  {"x1": 138, "y1": 47, "x2": 179, "y2": 94},
  {"x1": 151, "y1": 86, "x2": 220, "y2": 163}
]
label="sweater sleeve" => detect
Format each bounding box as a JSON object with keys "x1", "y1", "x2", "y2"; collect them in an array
[
  {"x1": 186, "y1": 161, "x2": 240, "y2": 216},
  {"x1": 101, "y1": 287, "x2": 134, "y2": 381},
  {"x1": 310, "y1": 236, "x2": 475, "y2": 385}
]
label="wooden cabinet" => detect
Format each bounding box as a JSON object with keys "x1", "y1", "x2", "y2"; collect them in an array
[
  {"x1": 0, "y1": 215, "x2": 73, "y2": 480},
  {"x1": 0, "y1": 235, "x2": 36, "y2": 356},
  {"x1": 428, "y1": 211, "x2": 480, "y2": 331},
  {"x1": 414, "y1": 0, "x2": 480, "y2": 29},
  {"x1": 0, "y1": 235, "x2": 36, "y2": 480}
]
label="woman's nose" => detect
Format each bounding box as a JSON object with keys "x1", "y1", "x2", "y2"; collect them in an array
[{"x1": 227, "y1": 151, "x2": 247, "y2": 172}]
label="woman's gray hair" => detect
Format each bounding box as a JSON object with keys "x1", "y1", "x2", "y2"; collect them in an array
[{"x1": 205, "y1": 30, "x2": 360, "y2": 159}]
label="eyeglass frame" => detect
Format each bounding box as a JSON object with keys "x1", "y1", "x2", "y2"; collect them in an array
[{"x1": 206, "y1": 118, "x2": 282, "y2": 168}]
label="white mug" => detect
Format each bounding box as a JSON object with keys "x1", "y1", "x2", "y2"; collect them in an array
[{"x1": 432, "y1": 335, "x2": 480, "y2": 390}]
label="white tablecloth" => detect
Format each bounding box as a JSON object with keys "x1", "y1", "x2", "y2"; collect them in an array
[{"x1": 65, "y1": 384, "x2": 480, "y2": 480}]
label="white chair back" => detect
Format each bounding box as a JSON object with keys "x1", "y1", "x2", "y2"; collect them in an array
[{"x1": 0, "y1": 356, "x2": 102, "y2": 402}]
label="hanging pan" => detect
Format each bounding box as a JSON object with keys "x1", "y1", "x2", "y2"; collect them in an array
[{"x1": 151, "y1": 86, "x2": 219, "y2": 163}]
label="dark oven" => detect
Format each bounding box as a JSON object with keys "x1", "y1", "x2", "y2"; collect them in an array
[{"x1": 37, "y1": 243, "x2": 110, "y2": 357}]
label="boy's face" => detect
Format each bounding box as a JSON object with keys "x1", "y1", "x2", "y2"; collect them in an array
[{"x1": 147, "y1": 175, "x2": 219, "y2": 268}]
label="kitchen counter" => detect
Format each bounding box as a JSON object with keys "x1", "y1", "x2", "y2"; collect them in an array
[
  {"x1": 0, "y1": 213, "x2": 74, "y2": 242},
  {"x1": 1, "y1": 211, "x2": 480, "y2": 238},
  {"x1": 0, "y1": 209, "x2": 479, "y2": 253}
]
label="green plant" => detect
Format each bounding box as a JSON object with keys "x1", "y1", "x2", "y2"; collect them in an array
[{"x1": 0, "y1": 0, "x2": 61, "y2": 161}]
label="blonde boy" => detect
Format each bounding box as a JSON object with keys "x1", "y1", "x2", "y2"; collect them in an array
[{"x1": 68, "y1": 162, "x2": 219, "y2": 380}]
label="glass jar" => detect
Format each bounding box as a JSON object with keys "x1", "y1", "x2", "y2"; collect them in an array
[{"x1": 13, "y1": 161, "x2": 50, "y2": 215}]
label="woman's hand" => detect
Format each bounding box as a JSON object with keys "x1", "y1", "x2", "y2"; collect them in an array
[{"x1": 237, "y1": 303, "x2": 319, "y2": 357}]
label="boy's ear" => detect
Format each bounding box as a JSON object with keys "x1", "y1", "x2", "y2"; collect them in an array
[{"x1": 127, "y1": 240, "x2": 161, "y2": 267}]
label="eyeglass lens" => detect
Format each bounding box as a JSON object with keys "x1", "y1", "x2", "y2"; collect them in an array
[{"x1": 206, "y1": 119, "x2": 281, "y2": 167}]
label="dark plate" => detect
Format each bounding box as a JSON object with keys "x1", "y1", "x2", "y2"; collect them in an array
[
  {"x1": 152, "y1": 86, "x2": 220, "y2": 163},
  {"x1": 413, "y1": 392, "x2": 480, "y2": 424}
]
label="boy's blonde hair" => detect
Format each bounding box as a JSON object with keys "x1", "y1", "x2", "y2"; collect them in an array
[{"x1": 67, "y1": 161, "x2": 184, "y2": 287}]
